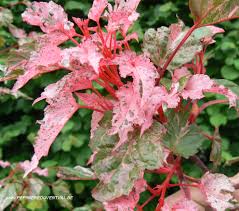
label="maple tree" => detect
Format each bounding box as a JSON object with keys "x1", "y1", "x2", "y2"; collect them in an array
[{"x1": 1, "y1": 0, "x2": 239, "y2": 210}]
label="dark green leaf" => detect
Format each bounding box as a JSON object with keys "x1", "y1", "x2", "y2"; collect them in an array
[{"x1": 163, "y1": 112, "x2": 204, "y2": 158}]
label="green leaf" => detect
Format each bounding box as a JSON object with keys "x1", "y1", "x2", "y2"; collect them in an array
[
  {"x1": 163, "y1": 112, "x2": 204, "y2": 158},
  {"x1": 210, "y1": 113, "x2": 227, "y2": 127},
  {"x1": 57, "y1": 166, "x2": 95, "y2": 180},
  {"x1": 52, "y1": 180, "x2": 73, "y2": 209},
  {"x1": 64, "y1": 0, "x2": 91, "y2": 15},
  {"x1": 234, "y1": 60, "x2": 239, "y2": 70},
  {"x1": 221, "y1": 65, "x2": 239, "y2": 80},
  {"x1": 0, "y1": 183, "x2": 17, "y2": 210},
  {"x1": 90, "y1": 113, "x2": 164, "y2": 202},
  {"x1": 143, "y1": 22, "x2": 216, "y2": 70},
  {"x1": 189, "y1": 0, "x2": 239, "y2": 25}
]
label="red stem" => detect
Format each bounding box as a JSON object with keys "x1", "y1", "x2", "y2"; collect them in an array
[
  {"x1": 160, "y1": 21, "x2": 201, "y2": 77},
  {"x1": 199, "y1": 99, "x2": 228, "y2": 113},
  {"x1": 156, "y1": 157, "x2": 181, "y2": 210}
]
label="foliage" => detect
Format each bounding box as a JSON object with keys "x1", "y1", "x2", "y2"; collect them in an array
[{"x1": 0, "y1": 0, "x2": 239, "y2": 211}]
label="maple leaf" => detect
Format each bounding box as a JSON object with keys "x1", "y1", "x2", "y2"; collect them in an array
[
  {"x1": 88, "y1": 0, "x2": 108, "y2": 22},
  {"x1": 189, "y1": 0, "x2": 239, "y2": 25},
  {"x1": 161, "y1": 198, "x2": 199, "y2": 211},
  {"x1": 34, "y1": 68, "x2": 96, "y2": 104},
  {"x1": 112, "y1": 51, "x2": 158, "y2": 104},
  {"x1": 76, "y1": 92, "x2": 112, "y2": 112},
  {"x1": 200, "y1": 172, "x2": 235, "y2": 210},
  {"x1": 91, "y1": 111, "x2": 105, "y2": 139},
  {"x1": 19, "y1": 160, "x2": 48, "y2": 177},
  {"x1": 22, "y1": 1, "x2": 75, "y2": 34},
  {"x1": 143, "y1": 21, "x2": 224, "y2": 70},
  {"x1": 12, "y1": 44, "x2": 62, "y2": 92},
  {"x1": 60, "y1": 39, "x2": 103, "y2": 73},
  {"x1": 0, "y1": 160, "x2": 48, "y2": 176},
  {"x1": 172, "y1": 67, "x2": 191, "y2": 83},
  {"x1": 108, "y1": 83, "x2": 145, "y2": 149},
  {"x1": 106, "y1": 0, "x2": 141, "y2": 34},
  {"x1": 162, "y1": 198, "x2": 200, "y2": 211},
  {"x1": 181, "y1": 74, "x2": 214, "y2": 100},
  {"x1": 206, "y1": 82, "x2": 238, "y2": 107},
  {"x1": 37, "y1": 31, "x2": 69, "y2": 47},
  {"x1": 91, "y1": 113, "x2": 164, "y2": 202},
  {"x1": 103, "y1": 178, "x2": 146, "y2": 211},
  {"x1": 24, "y1": 94, "x2": 79, "y2": 176}
]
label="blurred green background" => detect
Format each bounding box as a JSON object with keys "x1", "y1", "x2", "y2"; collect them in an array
[{"x1": 0, "y1": 0, "x2": 239, "y2": 210}]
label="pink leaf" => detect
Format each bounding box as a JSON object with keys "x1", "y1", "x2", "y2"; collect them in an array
[
  {"x1": 88, "y1": 0, "x2": 108, "y2": 22},
  {"x1": 76, "y1": 92, "x2": 112, "y2": 112},
  {"x1": 181, "y1": 74, "x2": 214, "y2": 100},
  {"x1": 0, "y1": 160, "x2": 11, "y2": 168},
  {"x1": 162, "y1": 198, "x2": 200, "y2": 211},
  {"x1": 172, "y1": 67, "x2": 191, "y2": 82},
  {"x1": 37, "y1": 31, "x2": 69, "y2": 47},
  {"x1": 109, "y1": 83, "x2": 145, "y2": 149},
  {"x1": 24, "y1": 94, "x2": 79, "y2": 176},
  {"x1": 34, "y1": 67, "x2": 96, "y2": 104},
  {"x1": 205, "y1": 83, "x2": 238, "y2": 107},
  {"x1": 19, "y1": 160, "x2": 48, "y2": 177},
  {"x1": 103, "y1": 178, "x2": 146, "y2": 211},
  {"x1": 12, "y1": 45, "x2": 62, "y2": 92},
  {"x1": 22, "y1": 1, "x2": 74, "y2": 34},
  {"x1": 113, "y1": 51, "x2": 158, "y2": 104},
  {"x1": 200, "y1": 172, "x2": 235, "y2": 210},
  {"x1": 91, "y1": 111, "x2": 105, "y2": 139},
  {"x1": 106, "y1": 0, "x2": 141, "y2": 34},
  {"x1": 61, "y1": 39, "x2": 103, "y2": 73}
]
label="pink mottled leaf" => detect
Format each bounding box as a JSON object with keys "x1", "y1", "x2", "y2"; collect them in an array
[
  {"x1": 113, "y1": 51, "x2": 158, "y2": 104},
  {"x1": 88, "y1": 0, "x2": 108, "y2": 22},
  {"x1": 172, "y1": 67, "x2": 191, "y2": 83},
  {"x1": 22, "y1": 1, "x2": 74, "y2": 34},
  {"x1": 19, "y1": 160, "x2": 48, "y2": 177},
  {"x1": 61, "y1": 39, "x2": 103, "y2": 73},
  {"x1": 37, "y1": 31, "x2": 69, "y2": 47},
  {"x1": 34, "y1": 67, "x2": 96, "y2": 104},
  {"x1": 162, "y1": 198, "x2": 200, "y2": 211},
  {"x1": 103, "y1": 178, "x2": 146, "y2": 211},
  {"x1": 12, "y1": 45, "x2": 62, "y2": 92},
  {"x1": 76, "y1": 92, "x2": 112, "y2": 112},
  {"x1": 200, "y1": 172, "x2": 235, "y2": 210},
  {"x1": 181, "y1": 74, "x2": 214, "y2": 100},
  {"x1": 106, "y1": 0, "x2": 140, "y2": 34},
  {"x1": 91, "y1": 111, "x2": 105, "y2": 139},
  {"x1": 24, "y1": 94, "x2": 79, "y2": 176},
  {"x1": 206, "y1": 81, "x2": 238, "y2": 107},
  {"x1": 108, "y1": 83, "x2": 144, "y2": 149}
]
